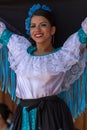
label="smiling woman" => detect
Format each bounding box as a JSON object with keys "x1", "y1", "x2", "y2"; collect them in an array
[
  {"x1": 30, "y1": 15, "x2": 56, "y2": 55},
  {"x1": 0, "y1": 1, "x2": 87, "y2": 130}
]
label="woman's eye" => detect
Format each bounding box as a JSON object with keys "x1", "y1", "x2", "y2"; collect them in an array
[
  {"x1": 41, "y1": 22, "x2": 47, "y2": 27},
  {"x1": 30, "y1": 24, "x2": 36, "y2": 28}
]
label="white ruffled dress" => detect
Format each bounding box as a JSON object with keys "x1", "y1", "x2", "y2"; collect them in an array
[{"x1": 7, "y1": 31, "x2": 86, "y2": 99}]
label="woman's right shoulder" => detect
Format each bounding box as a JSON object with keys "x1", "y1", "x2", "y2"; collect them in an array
[{"x1": 8, "y1": 33, "x2": 31, "y2": 49}]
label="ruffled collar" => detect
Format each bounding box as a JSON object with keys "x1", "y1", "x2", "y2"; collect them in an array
[{"x1": 27, "y1": 46, "x2": 61, "y2": 56}]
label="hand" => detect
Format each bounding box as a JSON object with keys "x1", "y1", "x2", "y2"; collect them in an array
[
  {"x1": 81, "y1": 17, "x2": 87, "y2": 34},
  {"x1": 0, "y1": 22, "x2": 6, "y2": 35}
]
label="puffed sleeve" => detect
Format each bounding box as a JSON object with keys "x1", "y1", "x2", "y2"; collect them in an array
[
  {"x1": 7, "y1": 34, "x2": 31, "y2": 71},
  {"x1": 59, "y1": 18, "x2": 87, "y2": 119},
  {"x1": 0, "y1": 21, "x2": 31, "y2": 71},
  {"x1": 60, "y1": 17, "x2": 87, "y2": 89}
]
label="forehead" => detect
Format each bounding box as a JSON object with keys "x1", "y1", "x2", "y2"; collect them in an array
[{"x1": 30, "y1": 15, "x2": 50, "y2": 23}]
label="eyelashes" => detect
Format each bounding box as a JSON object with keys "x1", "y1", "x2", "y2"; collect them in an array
[
  {"x1": 30, "y1": 22, "x2": 48, "y2": 29},
  {"x1": 41, "y1": 22, "x2": 47, "y2": 27},
  {"x1": 30, "y1": 24, "x2": 36, "y2": 28}
]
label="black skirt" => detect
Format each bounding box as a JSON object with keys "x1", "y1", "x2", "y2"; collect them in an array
[{"x1": 10, "y1": 96, "x2": 75, "y2": 130}]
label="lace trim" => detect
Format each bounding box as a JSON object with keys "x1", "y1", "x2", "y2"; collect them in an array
[{"x1": 27, "y1": 46, "x2": 61, "y2": 56}]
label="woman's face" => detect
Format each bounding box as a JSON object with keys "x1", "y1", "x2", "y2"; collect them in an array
[{"x1": 30, "y1": 15, "x2": 56, "y2": 47}]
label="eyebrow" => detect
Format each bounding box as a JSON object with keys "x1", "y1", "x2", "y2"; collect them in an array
[{"x1": 30, "y1": 21, "x2": 48, "y2": 24}]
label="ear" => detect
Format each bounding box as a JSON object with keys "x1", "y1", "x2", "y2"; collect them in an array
[{"x1": 51, "y1": 26, "x2": 56, "y2": 35}]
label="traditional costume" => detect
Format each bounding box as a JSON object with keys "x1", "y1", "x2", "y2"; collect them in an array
[{"x1": 0, "y1": 3, "x2": 87, "y2": 130}]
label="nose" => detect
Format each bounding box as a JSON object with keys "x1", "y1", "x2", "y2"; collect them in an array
[{"x1": 35, "y1": 25, "x2": 41, "y2": 31}]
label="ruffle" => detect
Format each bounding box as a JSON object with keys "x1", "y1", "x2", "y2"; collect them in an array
[
  {"x1": 0, "y1": 18, "x2": 87, "y2": 119},
  {"x1": 59, "y1": 60, "x2": 87, "y2": 119},
  {"x1": 7, "y1": 34, "x2": 30, "y2": 72},
  {"x1": 7, "y1": 32, "x2": 85, "y2": 77},
  {"x1": 81, "y1": 17, "x2": 87, "y2": 34}
]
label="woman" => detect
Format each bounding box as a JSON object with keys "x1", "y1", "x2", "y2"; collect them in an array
[{"x1": 0, "y1": 3, "x2": 87, "y2": 130}]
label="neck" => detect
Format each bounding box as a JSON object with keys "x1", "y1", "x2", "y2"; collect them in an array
[{"x1": 35, "y1": 45, "x2": 54, "y2": 55}]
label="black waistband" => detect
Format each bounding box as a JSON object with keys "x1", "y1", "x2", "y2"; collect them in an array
[
  {"x1": 20, "y1": 95, "x2": 58, "y2": 106},
  {"x1": 19, "y1": 95, "x2": 65, "y2": 112}
]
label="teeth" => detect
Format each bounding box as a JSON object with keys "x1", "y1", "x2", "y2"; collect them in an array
[{"x1": 35, "y1": 34, "x2": 43, "y2": 37}]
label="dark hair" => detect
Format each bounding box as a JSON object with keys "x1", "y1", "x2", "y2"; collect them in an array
[
  {"x1": 32, "y1": 9, "x2": 56, "y2": 26},
  {"x1": 0, "y1": 103, "x2": 12, "y2": 123},
  {"x1": 29, "y1": 9, "x2": 57, "y2": 47}
]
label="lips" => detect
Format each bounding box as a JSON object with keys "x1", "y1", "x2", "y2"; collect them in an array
[{"x1": 34, "y1": 33, "x2": 43, "y2": 38}]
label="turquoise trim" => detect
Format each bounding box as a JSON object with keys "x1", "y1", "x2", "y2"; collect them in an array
[
  {"x1": 0, "y1": 46, "x2": 16, "y2": 102},
  {"x1": 27, "y1": 46, "x2": 61, "y2": 56},
  {"x1": 10, "y1": 70, "x2": 16, "y2": 101},
  {"x1": 78, "y1": 28, "x2": 87, "y2": 44},
  {"x1": 21, "y1": 107, "x2": 37, "y2": 130},
  {"x1": 28, "y1": 108, "x2": 37, "y2": 130},
  {"x1": 27, "y1": 46, "x2": 36, "y2": 54},
  {"x1": 21, "y1": 107, "x2": 30, "y2": 130},
  {"x1": 0, "y1": 29, "x2": 17, "y2": 102},
  {"x1": 59, "y1": 66, "x2": 87, "y2": 119},
  {"x1": 0, "y1": 29, "x2": 13, "y2": 45}
]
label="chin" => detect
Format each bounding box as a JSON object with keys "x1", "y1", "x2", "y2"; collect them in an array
[{"x1": 35, "y1": 40, "x2": 44, "y2": 44}]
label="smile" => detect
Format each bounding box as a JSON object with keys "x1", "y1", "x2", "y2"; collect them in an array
[{"x1": 34, "y1": 33, "x2": 43, "y2": 38}]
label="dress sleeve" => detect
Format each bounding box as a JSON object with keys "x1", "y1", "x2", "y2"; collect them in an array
[
  {"x1": 0, "y1": 21, "x2": 31, "y2": 71},
  {"x1": 58, "y1": 19, "x2": 87, "y2": 120},
  {"x1": 58, "y1": 17, "x2": 87, "y2": 89},
  {"x1": 0, "y1": 21, "x2": 31, "y2": 102},
  {"x1": 7, "y1": 34, "x2": 31, "y2": 71}
]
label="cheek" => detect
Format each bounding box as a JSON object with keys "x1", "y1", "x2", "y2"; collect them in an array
[
  {"x1": 30, "y1": 29, "x2": 32, "y2": 35},
  {"x1": 45, "y1": 29, "x2": 52, "y2": 36},
  {"x1": 45, "y1": 28, "x2": 51, "y2": 35},
  {"x1": 30, "y1": 30, "x2": 34, "y2": 38}
]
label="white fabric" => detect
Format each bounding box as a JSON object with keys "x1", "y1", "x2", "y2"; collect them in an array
[
  {"x1": 0, "y1": 21, "x2": 6, "y2": 35},
  {"x1": 1, "y1": 17, "x2": 85, "y2": 99},
  {"x1": 81, "y1": 17, "x2": 87, "y2": 34},
  {"x1": 7, "y1": 32, "x2": 86, "y2": 99}
]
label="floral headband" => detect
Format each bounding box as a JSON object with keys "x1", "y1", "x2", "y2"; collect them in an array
[{"x1": 25, "y1": 3, "x2": 52, "y2": 36}]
